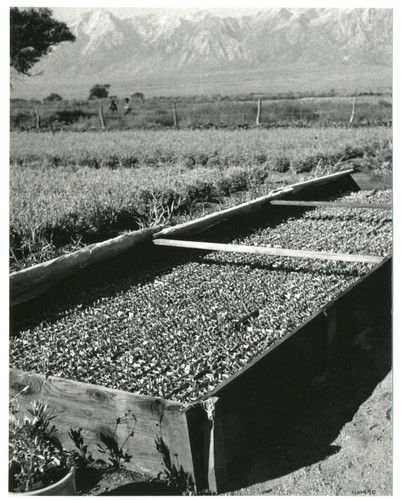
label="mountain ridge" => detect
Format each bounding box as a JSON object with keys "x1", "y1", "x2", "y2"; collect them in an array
[{"x1": 12, "y1": 8, "x2": 393, "y2": 99}]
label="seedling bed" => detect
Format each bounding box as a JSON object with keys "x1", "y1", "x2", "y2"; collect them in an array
[{"x1": 10, "y1": 171, "x2": 392, "y2": 492}]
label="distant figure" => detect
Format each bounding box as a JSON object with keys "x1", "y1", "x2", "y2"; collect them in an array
[
  {"x1": 123, "y1": 97, "x2": 132, "y2": 115},
  {"x1": 108, "y1": 98, "x2": 118, "y2": 113}
]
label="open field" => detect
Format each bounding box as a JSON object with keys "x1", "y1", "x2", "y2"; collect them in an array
[
  {"x1": 9, "y1": 127, "x2": 392, "y2": 271},
  {"x1": 11, "y1": 62, "x2": 393, "y2": 101},
  {"x1": 10, "y1": 93, "x2": 392, "y2": 131}
]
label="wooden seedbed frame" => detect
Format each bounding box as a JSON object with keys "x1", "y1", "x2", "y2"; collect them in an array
[{"x1": 9, "y1": 170, "x2": 392, "y2": 493}]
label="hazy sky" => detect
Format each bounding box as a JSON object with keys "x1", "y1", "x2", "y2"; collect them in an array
[
  {"x1": 51, "y1": 6, "x2": 264, "y2": 24},
  {"x1": 21, "y1": 1, "x2": 397, "y2": 25},
  {"x1": 12, "y1": 1, "x2": 396, "y2": 24}
]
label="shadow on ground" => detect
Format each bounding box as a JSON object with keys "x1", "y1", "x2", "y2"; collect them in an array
[
  {"x1": 97, "y1": 482, "x2": 178, "y2": 496},
  {"x1": 75, "y1": 466, "x2": 180, "y2": 496},
  {"x1": 224, "y1": 319, "x2": 392, "y2": 492}
]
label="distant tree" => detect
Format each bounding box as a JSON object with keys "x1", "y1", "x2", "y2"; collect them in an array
[
  {"x1": 88, "y1": 84, "x2": 111, "y2": 100},
  {"x1": 44, "y1": 93, "x2": 63, "y2": 102},
  {"x1": 10, "y1": 7, "x2": 75, "y2": 77},
  {"x1": 130, "y1": 92, "x2": 145, "y2": 102}
]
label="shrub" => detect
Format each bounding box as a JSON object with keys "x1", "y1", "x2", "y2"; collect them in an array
[
  {"x1": 9, "y1": 400, "x2": 71, "y2": 493},
  {"x1": 44, "y1": 93, "x2": 63, "y2": 102},
  {"x1": 292, "y1": 157, "x2": 316, "y2": 173},
  {"x1": 131, "y1": 92, "x2": 145, "y2": 101},
  {"x1": 272, "y1": 157, "x2": 291, "y2": 172},
  {"x1": 88, "y1": 84, "x2": 110, "y2": 100}
]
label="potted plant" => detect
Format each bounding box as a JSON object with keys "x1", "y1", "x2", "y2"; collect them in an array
[{"x1": 9, "y1": 398, "x2": 76, "y2": 495}]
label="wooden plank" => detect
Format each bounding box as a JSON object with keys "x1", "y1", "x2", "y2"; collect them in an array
[
  {"x1": 200, "y1": 397, "x2": 227, "y2": 494},
  {"x1": 289, "y1": 168, "x2": 355, "y2": 193},
  {"x1": 153, "y1": 238, "x2": 384, "y2": 264},
  {"x1": 9, "y1": 369, "x2": 195, "y2": 480},
  {"x1": 325, "y1": 305, "x2": 338, "y2": 362},
  {"x1": 351, "y1": 173, "x2": 392, "y2": 190},
  {"x1": 270, "y1": 200, "x2": 392, "y2": 210},
  {"x1": 153, "y1": 170, "x2": 355, "y2": 240},
  {"x1": 208, "y1": 400, "x2": 227, "y2": 493},
  {"x1": 10, "y1": 227, "x2": 161, "y2": 306}
]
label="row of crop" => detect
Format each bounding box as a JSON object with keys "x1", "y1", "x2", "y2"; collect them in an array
[
  {"x1": 10, "y1": 127, "x2": 392, "y2": 170},
  {"x1": 10, "y1": 142, "x2": 391, "y2": 173},
  {"x1": 9, "y1": 190, "x2": 392, "y2": 403},
  {"x1": 8, "y1": 153, "x2": 379, "y2": 271},
  {"x1": 9, "y1": 127, "x2": 392, "y2": 270}
]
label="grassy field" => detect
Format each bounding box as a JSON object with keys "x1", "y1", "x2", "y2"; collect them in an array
[
  {"x1": 10, "y1": 93, "x2": 392, "y2": 131},
  {"x1": 9, "y1": 126, "x2": 392, "y2": 271}
]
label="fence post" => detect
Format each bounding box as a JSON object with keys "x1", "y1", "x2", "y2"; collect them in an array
[
  {"x1": 35, "y1": 107, "x2": 41, "y2": 130},
  {"x1": 349, "y1": 97, "x2": 356, "y2": 126},
  {"x1": 172, "y1": 101, "x2": 178, "y2": 128},
  {"x1": 256, "y1": 99, "x2": 262, "y2": 126},
  {"x1": 99, "y1": 103, "x2": 106, "y2": 129}
]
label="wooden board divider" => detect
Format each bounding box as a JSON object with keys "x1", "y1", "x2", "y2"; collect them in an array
[
  {"x1": 153, "y1": 238, "x2": 384, "y2": 264},
  {"x1": 269, "y1": 200, "x2": 392, "y2": 210}
]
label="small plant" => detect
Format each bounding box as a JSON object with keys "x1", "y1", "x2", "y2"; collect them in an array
[
  {"x1": 155, "y1": 436, "x2": 195, "y2": 494},
  {"x1": 96, "y1": 410, "x2": 136, "y2": 470},
  {"x1": 9, "y1": 400, "x2": 71, "y2": 493},
  {"x1": 68, "y1": 427, "x2": 94, "y2": 467},
  {"x1": 136, "y1": 191, "x2": 188, "y2": 228}
]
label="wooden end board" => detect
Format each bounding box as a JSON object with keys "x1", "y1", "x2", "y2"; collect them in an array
[
  {"x1": 351, "y1": 173, "x2": 392, "y2": 190},
  {"x1": 9, "y1": 369, "x2": 195, "y2": 480}
]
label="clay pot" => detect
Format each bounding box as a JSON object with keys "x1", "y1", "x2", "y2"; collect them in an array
[{"x1": 20, "y1": 468, "x2": 76, "y2": 496}]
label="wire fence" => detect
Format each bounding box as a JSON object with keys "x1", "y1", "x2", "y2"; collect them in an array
[{"x1": 10, "y1": 95, "x2": 392, "y2": 131}]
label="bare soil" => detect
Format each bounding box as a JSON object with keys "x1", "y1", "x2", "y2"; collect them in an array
[
  {"x1": 75, "y1": 465, "x2": 180, "y2": 496},
  {"x1": 224, "y1": 322, "x2": 392, "y2": 496}
]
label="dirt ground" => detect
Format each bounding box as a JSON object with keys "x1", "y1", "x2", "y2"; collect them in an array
[
  {"x1": 224, "y1": 322, "x2": 392, "y2": 496},
  {"x1": 75, "y1": 467, "x2": 179, "y2": 496}
]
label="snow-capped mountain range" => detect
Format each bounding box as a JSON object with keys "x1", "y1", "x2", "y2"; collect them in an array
[{"x1": 14, "y1": 8, "x2": 393, "y2": 98}]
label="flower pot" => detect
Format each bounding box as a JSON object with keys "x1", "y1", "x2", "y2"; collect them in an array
[{"x1": 19, "y1": 467, "x2": 76, "y2": 496}]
